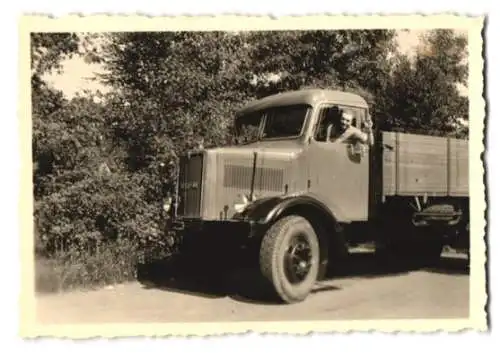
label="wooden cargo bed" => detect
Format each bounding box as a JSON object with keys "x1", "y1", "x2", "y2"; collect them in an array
[{"x1": 379, "y1": 131, "x2": 469, "y2": 198}]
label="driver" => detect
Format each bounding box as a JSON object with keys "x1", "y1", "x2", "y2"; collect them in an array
[{"x1": 327, "y1": 109, "x2": 374, "y2": 146}]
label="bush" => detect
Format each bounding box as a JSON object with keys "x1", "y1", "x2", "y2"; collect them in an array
[
  {"x1": 31, "y1": 90, "x2": 176, "y2": 293},
  {"x1": 35, "y1": 170, "x2": 165, "y2": 252},
  {"x1": 33, "y1": 162, "x2": 173, "y2": 293}
]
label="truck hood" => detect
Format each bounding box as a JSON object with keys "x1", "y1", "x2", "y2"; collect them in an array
[
  {"x1": 177, "y1": 139, "x2": 303, "y2": 221},
  {"x1": 206, "y1": 139, "x2": 304, "y2": 158}
]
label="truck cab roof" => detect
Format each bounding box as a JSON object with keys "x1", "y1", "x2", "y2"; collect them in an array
[{"x1": 236, "y1": 89, "x2": 369, "y2": 117}]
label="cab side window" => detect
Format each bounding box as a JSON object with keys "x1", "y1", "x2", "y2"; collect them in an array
[
  {"x1": 314, "y1": 106, "x2": 341, "y2": 142},
  {"x1": 342, "y1": 106, "x2": 366, "y2": 129},
  {"x1": 314, "y1": 105, "x2": 367, "y2": 143}
]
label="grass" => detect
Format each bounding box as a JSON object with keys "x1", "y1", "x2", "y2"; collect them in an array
[{"x1": 35, "y1": 239, "x2": 141, "y2": 294}]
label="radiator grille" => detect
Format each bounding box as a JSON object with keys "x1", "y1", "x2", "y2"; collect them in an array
[
  {"x1": 223, "y1": 164, "x2": 284, "y2": 192},
  {"x1": 178, "y1": 153, "x2": 203, "y2": 218}
]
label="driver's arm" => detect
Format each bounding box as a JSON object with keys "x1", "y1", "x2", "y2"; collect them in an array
[
  {"x1": 350, "y1": 126, "x2": 374, "y2": 146},
  {"x1": 363, "y1": 118, "x2": 374, "y2": 146}
]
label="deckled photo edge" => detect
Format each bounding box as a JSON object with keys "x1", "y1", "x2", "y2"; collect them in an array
[
  {"x1": 466, "y1": 15, "x2": 488, "y2": 331},
  {"x1": 17, "y1": 14, "x2": 487, "y2": 338}
]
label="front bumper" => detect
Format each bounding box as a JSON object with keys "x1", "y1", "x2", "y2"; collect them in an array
[{"x1": 165, "y1": 217, "x2": 263, "y2": 250}]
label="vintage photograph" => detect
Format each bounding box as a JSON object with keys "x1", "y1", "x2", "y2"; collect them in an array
[{"x1": 19, "y1": 15, "x2": 486, "y2": 335}]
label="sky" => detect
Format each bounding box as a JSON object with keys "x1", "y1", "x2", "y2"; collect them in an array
[{"x1": 43, "y1": 29, "x2": 467, "y2": 99}]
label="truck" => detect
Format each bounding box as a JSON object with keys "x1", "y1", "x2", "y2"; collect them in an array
[{"x1": 160, "y1": 89, "x2": 469, "y2": 304}]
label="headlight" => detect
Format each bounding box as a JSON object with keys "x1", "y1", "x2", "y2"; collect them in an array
[{"x1": 234, "y1": 194, "x2": 250, "y2": 213}]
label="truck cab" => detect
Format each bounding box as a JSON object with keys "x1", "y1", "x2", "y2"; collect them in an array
[
  {"x1": 162, "y1": 89, "x2": 374, "y2": 304},
  {"x1": 168, "y1": 89, "x2": 372, "y2": 223}
]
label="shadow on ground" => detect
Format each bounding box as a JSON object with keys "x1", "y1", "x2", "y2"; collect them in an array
[
  {"x1": 421, "y1": 254, "x2": 470, "y2": 276},
  {"x1": 136, "y1": 251, "x2": 469, "y2": 305}
]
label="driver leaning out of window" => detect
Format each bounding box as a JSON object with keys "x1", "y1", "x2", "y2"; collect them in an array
[{"x1": 326, "y1": 108, "x2": 374, "y2": 146}]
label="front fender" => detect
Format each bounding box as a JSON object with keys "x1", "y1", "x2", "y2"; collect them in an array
[{"x1": 234, "y1": 192, "x2": 348, "y2": 225}]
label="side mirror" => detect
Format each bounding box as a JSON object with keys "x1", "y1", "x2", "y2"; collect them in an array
[{"x1": 348, "y1": 143, "x2": 367, "y2": 157}]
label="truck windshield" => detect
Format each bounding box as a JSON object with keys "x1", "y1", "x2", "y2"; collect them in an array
[{"x1": 235, "y1": 104, "x2": 310, "y2": 143}]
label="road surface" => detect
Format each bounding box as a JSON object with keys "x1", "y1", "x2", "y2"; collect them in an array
[{"x1": 36, "y1": 251, "x2": 469, "y2": 324}]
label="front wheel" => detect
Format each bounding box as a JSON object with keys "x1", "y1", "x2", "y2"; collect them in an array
[{"x1": 259, "y1": 215, "x2": 320, "y2": 304}]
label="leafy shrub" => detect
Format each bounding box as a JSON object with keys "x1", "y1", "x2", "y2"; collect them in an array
[
  {"x1": 34, "y1": 169, "x2": 171, "y2": 293},
  {"x1": 35, "y1": 170, "x2": 167, "y2": 255}
]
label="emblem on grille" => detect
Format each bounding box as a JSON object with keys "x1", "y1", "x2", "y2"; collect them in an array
[{"x1": 180, "y1": 181, "x2": 199, "y2": 190}]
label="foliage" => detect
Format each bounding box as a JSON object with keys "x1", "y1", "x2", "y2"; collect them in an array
[
  {"x1": 31, "y1": 33, "x2": 80, "y2": 78},
  {"x1": 244, "y1": 30, "x2": 397, "y2": 100},
  {"x1": 99, "y1": 32, "x2": 255, "y2": 157},
  {"x1": 31, "y1": 33, "x2": 170, "y2": 290},
  {"x1": 377, "y1": 29, "x2": 469, "y2": 137}
]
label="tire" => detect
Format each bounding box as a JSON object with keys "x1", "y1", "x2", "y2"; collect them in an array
[{"x1": 259, "y1": 215, "x2": 320, "y2": 304}]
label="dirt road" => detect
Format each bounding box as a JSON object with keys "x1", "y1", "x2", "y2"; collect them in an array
[{"x1": 36, "y1": 251, "x2": 469, "y2": 324}]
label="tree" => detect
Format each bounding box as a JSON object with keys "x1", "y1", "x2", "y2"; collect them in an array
[
  {"x1": 242, "y1": 30, "x2": 397, "y2": 102},
  {"x1": 378, "y1": 29, "x2": 468, "y2": 137},
  {"x1": 97, "y1": 31, "x2": 256, "y2": 173},
  {"x1": 31, "y1": 33, "x2": 81, "y2": 194},
  {"x1": 31, "y1": 33, "x2": 80, "y2": 80}
]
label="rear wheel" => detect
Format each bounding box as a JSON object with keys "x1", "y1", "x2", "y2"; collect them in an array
[{"x1": 259, "y1": 215, "x2": 320, "y2": 304}]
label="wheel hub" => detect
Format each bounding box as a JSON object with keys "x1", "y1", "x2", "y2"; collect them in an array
[{"x1": 284, "y1": 234, "x2": 313, "y2": 284}]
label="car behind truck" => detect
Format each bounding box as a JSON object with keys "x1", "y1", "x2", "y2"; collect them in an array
[{"x1": 161, "y1": 89, "x2": 469, "y2": 304}]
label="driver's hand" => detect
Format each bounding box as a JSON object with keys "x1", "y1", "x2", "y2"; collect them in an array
[{"x1": 364, "y1": 117, "x2": 374, "y2": 129}]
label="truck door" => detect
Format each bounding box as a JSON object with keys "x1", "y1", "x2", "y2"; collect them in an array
[{"x1": 307, "y1": 104, "x2": 370, "y2": 222}]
